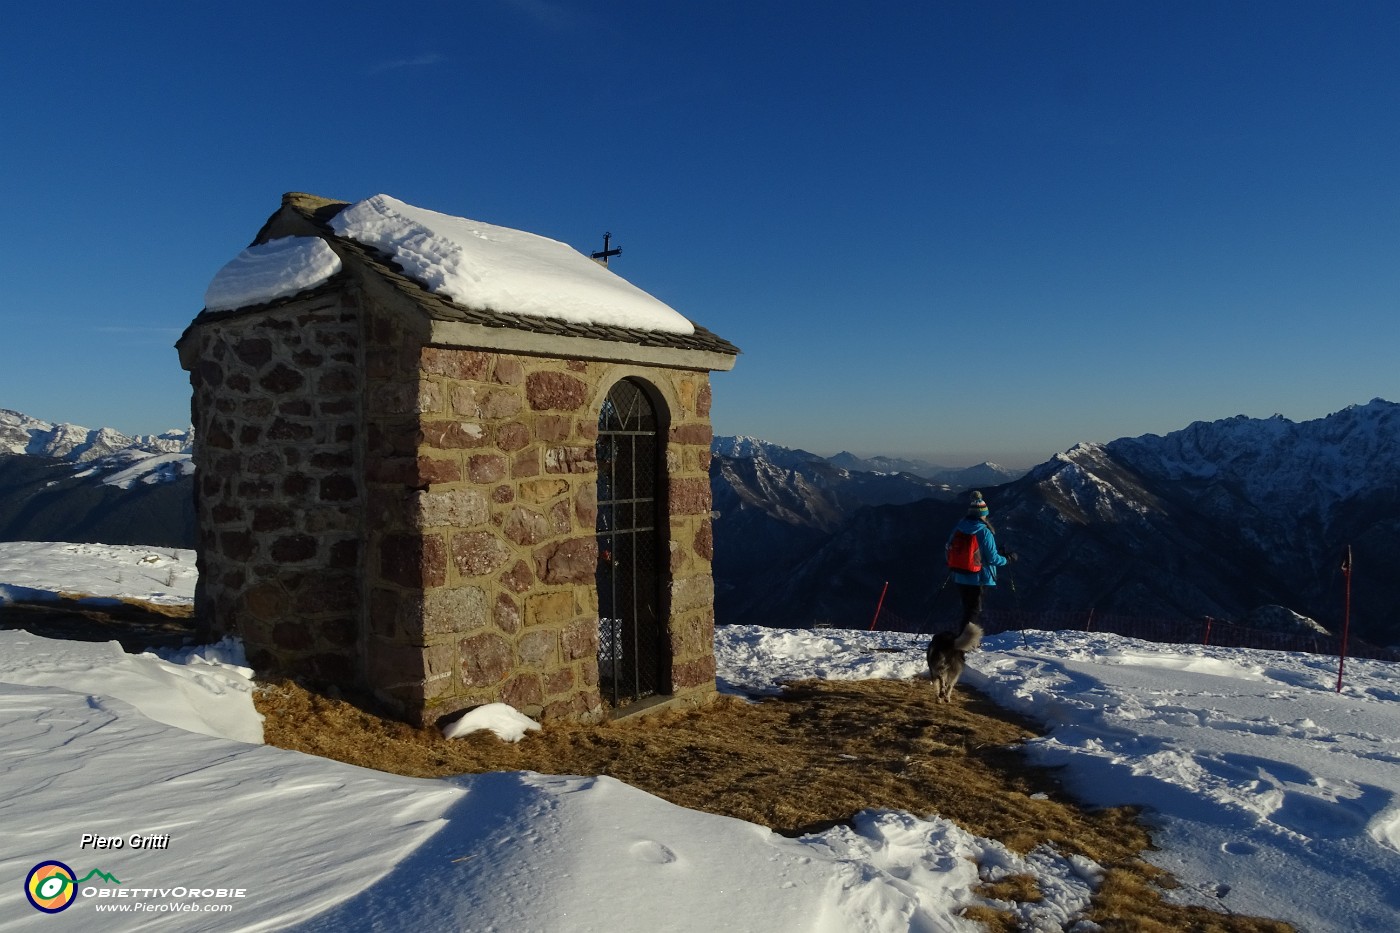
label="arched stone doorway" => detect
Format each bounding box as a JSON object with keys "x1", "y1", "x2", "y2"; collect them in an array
[{"x1": 595, "y1": 378, "x2": 670, "y2": 707}]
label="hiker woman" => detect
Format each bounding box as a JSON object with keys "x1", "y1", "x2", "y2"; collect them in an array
[{"x1": 945, "y1": 490, "x2": 1011, "y2": 631}]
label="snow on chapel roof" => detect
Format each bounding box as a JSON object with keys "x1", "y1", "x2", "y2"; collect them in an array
[
  {"x1": 329, "y1": 194, "x2": 695, "y2": 335},
  {"x1": 198, "y1": 194, "x2": 735, "y2": 359}
]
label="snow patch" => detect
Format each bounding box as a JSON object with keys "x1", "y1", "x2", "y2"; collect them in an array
[
  {"x1": 329, "y1": 194, "x2": 695, "y2": 334},
  {"x1": 204, "y1": 235, "x2": 342, "y2": 311}
]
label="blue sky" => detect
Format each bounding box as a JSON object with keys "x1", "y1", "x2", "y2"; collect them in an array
[{"x1": 3, "y1": 2, "x2": 1397, "y2": 467}]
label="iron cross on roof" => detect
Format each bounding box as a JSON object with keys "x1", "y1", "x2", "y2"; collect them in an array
[{"x1": 591, "y1": 232, "x2": 622, "y2": 266}]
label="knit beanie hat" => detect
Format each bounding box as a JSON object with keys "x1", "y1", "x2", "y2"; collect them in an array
[{"x1": 968, "y1": 490, "x2": 989, "y2": 517}]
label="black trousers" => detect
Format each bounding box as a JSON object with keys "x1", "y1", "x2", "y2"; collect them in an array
[{"x1": 957, "y1": 583, "x2": 984, "y2": 630}]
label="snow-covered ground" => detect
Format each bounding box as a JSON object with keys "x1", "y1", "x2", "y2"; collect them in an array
[
  {"x1": 0, "y1": 541, "x2": 196, "y2": 606},
  {"x1": 3, "y1": 543, "x2": 1398, "y2": 931}
]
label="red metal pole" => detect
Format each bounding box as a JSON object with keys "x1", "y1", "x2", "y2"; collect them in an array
[
  {"x1": 868, "y1": 581, "x2": 890, "y2": 631},
  {"x1": 1203, "y1": 616, "x2": 1213, "y2": 646},
  {"x1": 1337, "y1": 546, "x2": 1353, "y2": 693}
]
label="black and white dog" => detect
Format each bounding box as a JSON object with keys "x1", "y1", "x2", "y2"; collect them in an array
[{"x1": 927, "y1": 623, "x2": 983, "y2": 702}]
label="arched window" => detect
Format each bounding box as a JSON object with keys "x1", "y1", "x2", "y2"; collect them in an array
[{"x1": 595, "y1": 379, "x2": 670, "y2": 706}]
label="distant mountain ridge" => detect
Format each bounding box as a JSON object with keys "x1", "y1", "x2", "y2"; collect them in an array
[
  {"x1": 1, "y1": 409, "x2": 191, "y2": 463},
  {"x1": 826, "y1": 451, "x2": 1022, "y2": 488},
  {"x1": 0, "y1": 410, "x2": 194, "y2": 547},
  {"x1": 715, "y1": 400, "x2": 1400, "y2": 647}
]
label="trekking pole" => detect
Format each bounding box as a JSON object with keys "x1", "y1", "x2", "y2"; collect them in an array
[
  {"x1": 868, "y1": 581, "x2": 890, "y2": 632},
  {"x1": 999, "y1": 564, "x2": 1029, "y2": 648},
  {"x1": 1337, "y1": 546, "x2": 1353, "y2": 693}
]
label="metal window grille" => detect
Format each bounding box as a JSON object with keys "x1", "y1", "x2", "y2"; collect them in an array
[{"x1": 596, "y1": 379, "x2": 668, "y2": 707}]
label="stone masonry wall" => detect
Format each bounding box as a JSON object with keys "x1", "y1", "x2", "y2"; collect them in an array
[
  {"x1": 187, "y1": 289, "x2": 719, "y2": 727},
  {"x1": 361, "y1": 321, "x2": 718, "y2": 725},
  {"x1": 186, "y1": 294, "x2": 365, "y2": 681}
]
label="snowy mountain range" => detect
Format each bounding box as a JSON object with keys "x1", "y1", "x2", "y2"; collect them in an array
[
  {"x1": 1, "y1": 408, "x2": 188, "y2": 459},
  {"x1": 715, "y1": 400, "x2": 1400, "y2": 648},
  {"x1": 0, "y1": 410, "x2": 194, "y2": 546}
]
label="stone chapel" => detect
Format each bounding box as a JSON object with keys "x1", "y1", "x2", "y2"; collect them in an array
[{"x1": 177, "y1": 192, "x2": 739, "y2": 726}]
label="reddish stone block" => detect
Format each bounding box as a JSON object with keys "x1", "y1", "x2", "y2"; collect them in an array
[
  {"x1": 693, "y1": 520, "x2": 714, "y2": 561},
  {"x1": 500, "y1": 560, "x2": 535, "y2": 594},
  {"x1": 420, "y1": 420, "x2": 490, "y2": 449},
  {"x1": 503, "y1": 507, "x2": 551, "y2": 546},
  {"x1": 495, "y1": 594, "x2": 522, "y2": 634},
  {"x1": 670, "y1": 422, "x2": 713, "y2": 447},
  {"x1": 536, "y1": 415, "x2": 572, "y2": 442},
  {"x1": 416, "y1": 455, "x2": 463, "y2": 485},
  {"x1": 526, "y1": 371, "x2": 588, "y2": 411},
  {"x1": 668, "y1": 476, "x2": 711, "y2": 515},
  {"x1": 560, "y1": 616, "x2": 599, "y2": 662},
  {"x1": 451, "y1": 531, "x2": 511, "y2": 577},
  {"x1": 421, "y1": 347, "x2": 489, "y2": 380},
  {"x1": 468, "y1": 454, "x2": 507, "y2": 484},
  {"x1": 671, "y1": 656, "x2": 717, "y2": 690},
  {"x1": 543, "y1": 667, "x2": 575, "y2": 696},
  {"x1": 493, "y1": 357, "x2": 524, "y2": 385},
  {"x1": 499, "y1": 673, "x2": 544, "y2": 711},
  {"x1": 459, "y1": 630, "x2": 513, "y2": 687},
  {"x1": 496, "y1": 422, "x2": 530, "y2": 452},
  {"x1": 535, "y1": 536, "x2": 598, "y2": 585},
  {"x1": 574, "y1": 483, "x2": 598, "y2": 527}
]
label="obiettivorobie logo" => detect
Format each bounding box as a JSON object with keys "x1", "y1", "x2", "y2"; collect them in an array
[{"x1": 24, "y1": 860, "x2": 121, "y2": 913}]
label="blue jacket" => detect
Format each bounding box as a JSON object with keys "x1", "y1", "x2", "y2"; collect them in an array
[{"x1": 947, "y1": 518, "x2": 1006, "y2": 586}]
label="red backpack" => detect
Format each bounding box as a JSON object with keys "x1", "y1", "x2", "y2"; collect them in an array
[{"x1": 947, "y1": 529, "x2": 982, "y2": 573}]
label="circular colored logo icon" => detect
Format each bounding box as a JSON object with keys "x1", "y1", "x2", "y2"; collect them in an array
[{"x1": 25, "y1": 861, "x2": 78, "y2": 913}]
